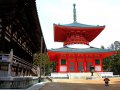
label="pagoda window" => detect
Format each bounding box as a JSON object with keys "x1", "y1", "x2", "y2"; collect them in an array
[
  {"x1": 95, "y1": 59, "x2": 100, "y2": 65},
  {"x1": 61, "y1": 59, "x2": 66, "y2": 65}
]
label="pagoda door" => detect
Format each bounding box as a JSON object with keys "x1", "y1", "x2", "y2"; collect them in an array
[
  {"x1": 86, "y1": 60, "x2": 93, "y2": 72},
  {"x1": 77, "y1": 62, "x2": 84, "y2": 72},
  {"x1": 69, "y1": 61, "x2": 75, "y2": 72}
]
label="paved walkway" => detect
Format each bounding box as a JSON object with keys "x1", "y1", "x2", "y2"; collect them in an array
[
  {"x1": 0, "y1": 78, "x2": 120, "y2": 90},
  {"x1": 27, "y1": 82, "x2": 46, "y2": 90},
  {"x1": 39, "y1": 79, "x2": 120, "y2": 90}
]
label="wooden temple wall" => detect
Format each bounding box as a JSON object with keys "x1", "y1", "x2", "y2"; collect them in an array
[
  {"x1": 0, "y1": 50, "x2": 37, "y2": 77},
  {"x1": 0, "y1": 0, "x2": 47, "y2": 88},
  {"x1": 0, "y1": 17, "x2": 33, "y2": 61}
]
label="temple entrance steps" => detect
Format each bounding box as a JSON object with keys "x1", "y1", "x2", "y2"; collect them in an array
[
  {"x1": 50, "y1": 72, "x2": 102, "y2": 79},
  {"x1": 50, "y1": 73, "x2": 69, "y2": 79},
  {"x1": 68, "y1": 72, "x2": 101, "y2": 79}
]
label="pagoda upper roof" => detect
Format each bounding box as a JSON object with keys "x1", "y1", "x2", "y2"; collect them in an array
[
  {"x1": 58, "y1": 22, "x2": 104, "y2": 28},
  {"x1": 54, "y1": 23, "x2": 105, "y2": 42},
  {"x1": 54, "y1": 4, "x2": 105, "y2": 43}
]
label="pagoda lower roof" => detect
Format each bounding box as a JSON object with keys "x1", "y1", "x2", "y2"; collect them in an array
[
  {"x1": 48, "y1": 46, "x2": 116, "y2": 61},
  {"x1": 49, "y1": 46, "x2": 114, "y2": 53}
]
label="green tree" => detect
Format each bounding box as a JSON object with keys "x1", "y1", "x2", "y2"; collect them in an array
[
  {"x1": 110, "y1": 51, "x2": 120, "y2": 74},
  {"x1": 103, "y1": 41, "x2": 120, "y2": 74},
  {"x1": 103, "y1": 56, "x2": 112, "y2": 71},
  {"x1": 33, "y1": 52, "x2": 52, "y2": 76}
]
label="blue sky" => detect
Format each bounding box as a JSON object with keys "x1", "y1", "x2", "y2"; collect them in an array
[{"x1": 36, "y1": 0, "x2": 120, "y2": 49}]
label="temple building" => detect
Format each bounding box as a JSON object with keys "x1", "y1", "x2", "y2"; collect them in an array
[
  {"x1": 0, "y1": 0, "x2": 46, "y2": 88},
  {"x1": 48, "y1": 4, "x2": 116, "y2": 73}
]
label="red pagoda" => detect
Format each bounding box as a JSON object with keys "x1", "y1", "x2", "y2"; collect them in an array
[{"x1": 48, "y1": 4, "x2": 116, "y2": 73}]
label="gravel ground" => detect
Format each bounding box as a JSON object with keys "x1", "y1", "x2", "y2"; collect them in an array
[{"x1": 39, "y1": 78, "x2": 120, "y2": 90}]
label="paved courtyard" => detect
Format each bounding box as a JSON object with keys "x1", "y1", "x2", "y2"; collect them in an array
[{"x1": 39, "y1": 78, "x2": 120, "y2": 90}]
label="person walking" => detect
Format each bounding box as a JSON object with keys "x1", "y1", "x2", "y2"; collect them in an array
[{"x1": 104, "y1": 77, "x2": 110, "y2": 86}]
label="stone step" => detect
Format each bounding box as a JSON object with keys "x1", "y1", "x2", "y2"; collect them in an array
[{"x1": 50, "y1": 72, "x2": 101, "y2": 79}]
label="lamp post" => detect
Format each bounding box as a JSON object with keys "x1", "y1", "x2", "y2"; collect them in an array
[{"x1": 90, "y1": 65, "x2": 94, "y2": 76}]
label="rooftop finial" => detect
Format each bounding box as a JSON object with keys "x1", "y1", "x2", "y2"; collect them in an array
[{"x1": 73, "y1": 4, "x2": 77, "y2": 22}]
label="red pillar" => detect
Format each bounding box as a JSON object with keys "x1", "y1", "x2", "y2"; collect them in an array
[
  {"x1": 74, "y1": 61, "x2": 77, "y2": 72},
  {"x1": 75, "y1": 54, "x2": 78, "y2": 72},
  {"x1": 92, "y1": 54, "x2": 95, "y2": 68},
  {"x1": 58, "y1": 58, "x2": 61, "y2": 72},
  {"x1": 66, "y1": 54, "x2": 68, "y2": 72},
  {"x1": 100, "y1": 57, "x2": 103, "y2": 72},
  {"x1": 67, "y1": 55, "x2": 70, "y2": 72},
  {"x1": 55, "y1": 62, "x2": 58, "y2": 72},
  {"x1": 76, "y1": 54, "x2": 78, "y2": 72},
  {"x1": 84, "y1": 56, "x2": 87, "y2": 72},
  {"x1": 92, "y1": 54, "x2": 95, "y2": 71}
]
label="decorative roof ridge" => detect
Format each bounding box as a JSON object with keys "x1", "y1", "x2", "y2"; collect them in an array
[{"x1": 50, "y1": 46, "x2": 114, "y2": 51}]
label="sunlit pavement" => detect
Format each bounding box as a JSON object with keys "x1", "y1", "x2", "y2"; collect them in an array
[
  {"x1": 27, "y1": 82, "x2": 46, "y2": 90},
  {"x1": 39, "y1": 78, "x2": 120, "y2": 90},
  {"x1": 0, "y1": 78, "x2": 120, "y2": 90}
]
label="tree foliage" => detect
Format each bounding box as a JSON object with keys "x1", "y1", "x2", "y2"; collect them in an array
[
  {"x1": 103, "y1": 41, "x2": 120, "y2": 74},
  {"x1": 110, "y1": 51, "x2": 120, "y2": 74},
  {"x1": 33, "y1": 52, "x2": 52, "y2": 75}
]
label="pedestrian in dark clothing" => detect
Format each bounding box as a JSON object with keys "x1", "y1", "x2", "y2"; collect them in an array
[{"x1": 104, "y1": 77, "x2": 110, "y2": 86}]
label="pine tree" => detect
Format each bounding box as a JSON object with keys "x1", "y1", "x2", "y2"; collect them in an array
[{"x1": 33, "y1": 52, "x2": 52, "y2": 76}]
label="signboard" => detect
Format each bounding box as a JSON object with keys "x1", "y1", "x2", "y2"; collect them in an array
[
  {"x1": 60, "y1": 66, "x2": 67, "y2": 72},
  {"x1": 95, "y1": 66, "x2": 101, "y2": 71}
]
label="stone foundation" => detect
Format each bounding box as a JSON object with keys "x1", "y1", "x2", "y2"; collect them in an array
[{"x1": 0, "y1": 77, "x2": 38, "y2": 89}]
